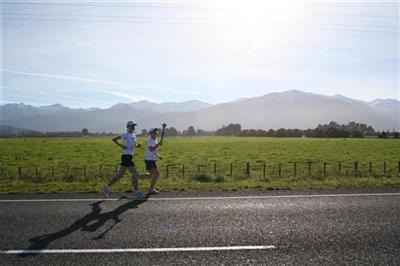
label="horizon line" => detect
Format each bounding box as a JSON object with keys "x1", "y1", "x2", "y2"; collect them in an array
[{"x1": 1, "y1": 89, "x2": 398, "y2": 109}]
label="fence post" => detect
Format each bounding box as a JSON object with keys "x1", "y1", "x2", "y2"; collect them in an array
[
  {"x1": 398, "y1": 162, "x2": 400, "y2": 176},
  {"x1": 230, "y1": 163, "x2": 233, "y2": 177},
  {"x1": 99, "y1": 165, "x2": 102, "y2": 173},
  {"x1": 307, "y1": 161, "x2": 312, "y2": 178},
  {"x1": 18, "y1": 167, "x2": 22, "y2": 178},
  {"x1": 263, "y1": 162, "x2": 266, "y2": 178},
  {"x1": 35, "y1": 167, "x2": 38, "y2": 178},
  {"x1": 383, "y1": 161, "x2": 387, "y2": 176},
  {"x1": 338, "y1": 162, "x2": 342, "y2": 176},
  {"x1": 323, "y1": 162, "x2": 327, "y2": 178},
  {"x1": 354, "y1": 162, "x2": 358, "y2": 177},
  {"x1": 182, "y1": 164, "x2": 185, "y2": 179},
  {"x1": 246, "y1": 162, "x2": 250, "y2": 177},
  {"x1": 278, "y1": 163, "x2": 282, "y2": 178},
  {"x1": 369, "y1": 162, "x2": 372, "y2": 176},
  {"x1": 293, "y1": 162, "x2": 297, "y2": 178},
  {"x1": 214, "y1": 163, "x2": 217, "y2": 176}
]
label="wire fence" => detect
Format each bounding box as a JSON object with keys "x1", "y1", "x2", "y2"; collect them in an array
[{"x1": 1, "y1": 161, "x2": 399, "y2": 182}]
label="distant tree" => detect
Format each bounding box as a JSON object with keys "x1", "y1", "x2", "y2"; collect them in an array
[
  {"x1": 141, "y1": 129, "x2": 148, "y2": 136},
  {"x1": 275, "y1": 128, "x2": 287, "y2": 137},
  {"x1": 307, "y1": 121, "x2": 373, "y2": 138},
  {"x1": 272, "y1": 128, "x2": 304, "y2": 137},
  {"x1": 287, "y1": 129, "x2": 304, "y2": 137},
  {"x1": 256, "y1": 129, "x2": 268, "y2": 137},
  {"x1": 267, "y1": 129, "x2": 275, "y2": 137},
  {"x1": 365, "y1": 126, "x2": 375, "y2": 136},
  {"x1": 304, "y1": 129, "x2": 315, "y2": 137},
  {"x1": 216, "y1": 123, "x2": 241, "y2": 136},
  {"x1": 165, "y1": 127, "x2": 178, "y2": 137},
  {"x1": 351, "y1": 130, "x2": 364, "y2": 138},
  {"x1": 377, "y1": 131, "x2": 388, "y2": 139},
  {"x1": 239, "y1": 129, "x2": 258, "y2": 137},
  {"x1": 187, "y1": 126, "x2": 197, "y2": 136},
  {"x1": 238, "y1": 130, "x2": 248, "y2": 137},
  {"x1": 314, "y1": 128, "x2": 325, "y2": 138},
  {"x1": 81, "y1": 128, "x2": 89, "y2": 136}
]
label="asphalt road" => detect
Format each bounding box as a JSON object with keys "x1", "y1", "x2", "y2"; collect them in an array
[{"x1": 1, "y1": 188, "x2": 400, "y2": 265}]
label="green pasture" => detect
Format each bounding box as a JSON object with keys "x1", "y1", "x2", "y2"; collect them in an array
[{"x1": 1, "y1": 136, "x2": 399, "y2": 193}]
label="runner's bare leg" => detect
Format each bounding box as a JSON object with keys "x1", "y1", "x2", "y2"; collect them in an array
[
  {"x1": 128, "y1": 166, "x2": 140, "y2": 191},
  {"x1": 108, "y1": 166, "x2": 127, "y2": 187},
  {"x1": 149, "y1": 169, "x2": 160, "y2": 191}
]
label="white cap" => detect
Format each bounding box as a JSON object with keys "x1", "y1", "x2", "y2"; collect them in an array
[{"x1": 126, "y1": 121, "x2": 137, "y2": 127}]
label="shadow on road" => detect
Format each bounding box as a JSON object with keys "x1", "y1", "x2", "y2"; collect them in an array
[{"x1": 20, "y1": 198, "x2": 147, "y2": 257}]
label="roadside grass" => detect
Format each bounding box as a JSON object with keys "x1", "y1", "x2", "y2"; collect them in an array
[{"x1": 1, "y1": 175, "x2": 399, "y2": 194}]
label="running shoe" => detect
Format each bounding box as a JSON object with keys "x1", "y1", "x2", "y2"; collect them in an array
[
  {"x1": 133, "y1": 190, "x2": 145, "y2": 199},
  {"x1": 101, "y1": 185, "x2": 110, "y2": 198},
  {"x1": 147, "y1": 188, "x2": 160, "y2": 196}
]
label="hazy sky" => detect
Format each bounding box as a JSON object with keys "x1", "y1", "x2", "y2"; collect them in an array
[{"x1": 1, "y1": 0, "x2": 399, "y2": 108}]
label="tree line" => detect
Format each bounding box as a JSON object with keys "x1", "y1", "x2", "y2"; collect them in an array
[
  {"x1": 162, "y1": 121, "x2": 399, "y2": 138},
  {"x1": 1, "y1": 122, "x2": 399, "y2": 138}
]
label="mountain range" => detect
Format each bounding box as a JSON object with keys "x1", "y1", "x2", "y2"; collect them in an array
[{"x1": 1, "y1": 90, "x2": 399, "y2": 133}]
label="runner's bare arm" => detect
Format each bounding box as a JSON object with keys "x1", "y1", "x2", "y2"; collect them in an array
[
  {"x1": 148, "y1": 143, "x2": 160, "y2": 152},
  {"x1": 159, "y1": 123, "x2": 167, "y2": 145},
  {"x1": 112, "y1": 136, "x2": 127, "y2": 149}
]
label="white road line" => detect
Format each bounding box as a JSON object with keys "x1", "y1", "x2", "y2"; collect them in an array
[
  {"x1": 0, "y1": 192, "x2": 399, "y2": 203},
  {"x1": 1, "y1": 245, "x2": 277, "y2": 254}
]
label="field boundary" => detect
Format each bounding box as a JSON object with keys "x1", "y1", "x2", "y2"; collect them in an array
[{"x1": 1, "y1": 160, "x2": 399, "y2": 182}]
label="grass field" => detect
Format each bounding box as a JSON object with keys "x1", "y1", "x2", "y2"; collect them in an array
[{"x1": 1, "y1": 136, "x2": 400, "y2": 193}]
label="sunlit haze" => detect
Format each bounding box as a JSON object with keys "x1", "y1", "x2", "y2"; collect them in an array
[{"x1": 1, "y1": 0, "x2": 399, "y2": 108}]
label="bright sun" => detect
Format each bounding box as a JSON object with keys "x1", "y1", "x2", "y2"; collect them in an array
[{"x1": 201, "y1": 0, "x2": 308, "y2": 47}]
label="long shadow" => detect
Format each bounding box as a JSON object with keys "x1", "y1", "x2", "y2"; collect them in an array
[{"x1": 20, "y1": 197, "x2": 148, "y2": 257}]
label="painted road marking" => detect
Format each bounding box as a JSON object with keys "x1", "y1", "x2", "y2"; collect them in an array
[
  {"x1": 0, "y1": 192, "x2": 399, "y2": 202},
  {"x1": 1, "y1": 245, "x2": 277, "y2": 254}
]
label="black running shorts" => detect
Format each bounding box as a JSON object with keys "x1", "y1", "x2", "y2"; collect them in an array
[
  {"x1": 120, "y1": 154, "x2": 134, "y2": 167},
  {"x1": 145, "y1": 160, "x2": 157, "y2": 171}
]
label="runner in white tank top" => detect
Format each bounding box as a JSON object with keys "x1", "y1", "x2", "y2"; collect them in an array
[
  {"x1": 101, "y1": 121, "x2": 145, "y2": 199},
  {"x1": 144, "y1": 127, "x2": 163, "y2": 195}
]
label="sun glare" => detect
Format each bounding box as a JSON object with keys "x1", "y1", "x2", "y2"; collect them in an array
[
  {"x1": 199, "y1": 0, "x2": 310, "y2": 58},
  {"x1": 202, "y1": 0, "x2": 310, "y2": 42},
  {"x1": 208, "y1": 0, "x2": 300, "y2": 23}
]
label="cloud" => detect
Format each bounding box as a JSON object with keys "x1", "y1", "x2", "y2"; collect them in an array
[
  {"x1": 1, "y1": 69, "x2": 200, "y2": 95},
  {"x1": 1, "y1": 69, "x2": 159, "y2": 87},
  {"x1": 102, "y1": 90, "x2": 159, "y2": 103}
]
